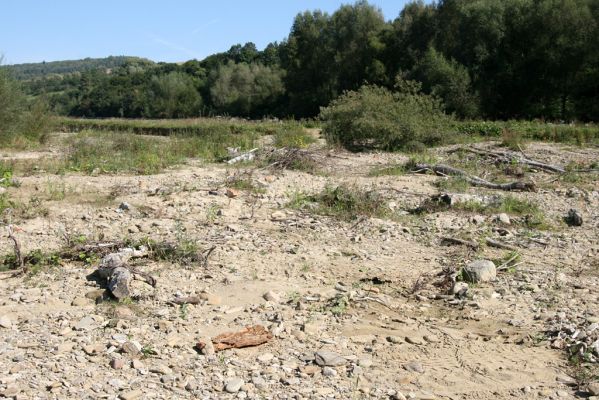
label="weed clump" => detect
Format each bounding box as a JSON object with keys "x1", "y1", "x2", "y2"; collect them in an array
[{"x1": 289, "y1": 184, "x2": 391, "y2": 221}]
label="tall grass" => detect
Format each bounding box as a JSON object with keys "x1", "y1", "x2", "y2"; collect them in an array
[
  {"x1": 63, "y1": 130, "x2": 259, "y2": 174},
  {"x1": 55, "y1": 116, "x2": 304, "y2": 138}
]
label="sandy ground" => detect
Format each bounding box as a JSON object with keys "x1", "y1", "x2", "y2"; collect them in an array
[{"x1": 0, "y1": 137, "x2": 598, "y2": 399}]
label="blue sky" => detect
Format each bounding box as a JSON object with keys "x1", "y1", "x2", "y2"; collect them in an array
[{"x1": 1, "y1": 0, "x2": 409, "y2": 65}]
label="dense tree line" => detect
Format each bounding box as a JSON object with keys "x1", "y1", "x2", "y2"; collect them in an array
[{"x1": 10, "y1": 0, "x2": 599, "y2": 121}]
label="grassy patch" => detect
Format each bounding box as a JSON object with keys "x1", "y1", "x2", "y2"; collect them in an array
[
  {"x1": 435, "y1": 177, "x2": 471, "y2": 193},
  {"x1": 414, "y1": 194, "x2": 550, "y2": 229},
  {"x1": 368, "y1": 164, "x2": 407, "y2": 177},
  {"x1": 54, "y1": 129, "x2": 258, "y2": 174},
  {"x1": 0, "y1": 248, "x2": 62, "y2": 274},
  {"x1": 272, "y1": 125, "x2": 316, "y2": 148},
  {"x1": 289, "y1": 184, "x2": 391, "y2": 221}
]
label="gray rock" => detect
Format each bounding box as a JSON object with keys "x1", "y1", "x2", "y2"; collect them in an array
[
  {"x1": 74, "y1": 316, "x2": 95, "y2": 331},
  {"x1": 314, "y1": 351, "x2": 347, "y2": 367},
  {"x1": 463, "y1": 260, "x2": 496, "y2": 283},
  {"x1": 251, "y1": 376, "x2": 267, "y2": 390},
  {"x1": 119, "y1": 202, "x2": 131, "y2": 211},
  {"x1": 404, "y1": 361, "x2": 424, "y2": 373},
  {"x1": 225, "y1": 378, "x2": 244, "y2": 393},
  {"x1": 322, "y1": 366, "x2": 337, "y2": 377},
  {"x1": 589, "y1": 383, "x2": 599, "y2": 396},
  {"x1": 566, "y1": 209, "x2": 583, "y2": 226}
]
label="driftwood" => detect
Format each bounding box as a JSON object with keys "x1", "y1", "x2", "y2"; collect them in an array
[
  {"x1": 440, "y1": 237, "x2": 479, "y2": 249},
  {"x1": 91, "y1": 248, "x2": 156, "y2": 300},
  {"x1": 415, "y1": 163, "x2": 536, "y2": 192},
  {"x1": 197, "y1": 325, "x2": 273, "y2": 352},
  {"x1": 461, "y1": 148, "x2": 565, "y2": 174},
  {"x1": 485, "y1": 237, "x2": 518, "y2": 251}
]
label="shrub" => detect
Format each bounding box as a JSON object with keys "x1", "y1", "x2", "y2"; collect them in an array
[
  {"x1": 0, "y1": 62, "x2": 51, "y2": 146},
  {"x1": 319, "y1": 82, "x2": 454, "y2": 151}
]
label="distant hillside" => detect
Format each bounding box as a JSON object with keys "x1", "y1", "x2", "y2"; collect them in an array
[{"x1": 3, "y1": 56, "x2": 154, "y2": 80}]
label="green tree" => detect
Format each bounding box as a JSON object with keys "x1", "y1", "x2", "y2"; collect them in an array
[
  {"x1": 414, "y1": 47, "x2": 479, "y2": 118},
  {"x1": 209, "y1": 62, "x2": 285, "y2": 117},
  {"x1": 143, "y1": 72, "x2": 202, "y2": 118}
]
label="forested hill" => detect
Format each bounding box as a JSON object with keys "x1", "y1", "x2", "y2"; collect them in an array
[
  {"x1": 8, "y1": 0, "x2": 599, "y2": 121},
  {"x1": 4, "y1": 56, "x2": 154, "y2": 80}
]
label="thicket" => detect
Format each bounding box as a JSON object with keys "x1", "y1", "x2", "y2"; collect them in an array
[
  {"x1": 0, "y1": 62, "x2": 50, "y2": 146},
  {"x1": 6, "y1": 0, "x2": 597, "y2": 122}
]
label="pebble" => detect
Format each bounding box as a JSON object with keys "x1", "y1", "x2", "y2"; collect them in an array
[
  {"x1": 263, "y1": 291, "x2": 280, "y2": 302},
  {"x1": 405, "y1": 336, "x2": 424, "y2": 345},
  {"x1": 0, "y1": 315, "x2": 13, "y2": 328},
  {"x1": 404, "y1": 361, "x2": 425, "y2": 373},
  {"x1": 121, "y1": 341, "x2": 142, "y2": 357},
  {"x1": 199, "y1": 292, "x2": 222, "y2": 305},
  {"x1": 74, "y1": 315, "x2": 95, "y2": 331},
  {"x1": 257, "y1": 352, "x2": 274, "y2": 363},
  {"x1": 225, "y1": 378, "x2": 244, "y2": 393},
  {"x1": 387, "y1": 335, "x2": 403, "y2": 344},
  {"x1": 589, "y1": 383, "x2": 599, "y2": 396},
  {"x1": 322, "y1": 366, "x2": 337, "y2": 377},
  {"x1": 71, "y1": 297, "x2": 90, "y2": 306},
  {"x1": 251, "y1": 376, "x2": 267, "y2": 390},
  {"x1": 314, "y1": 351, "x2": 347, "y2": 367},
  {"x1": 226, "y1": 188, "x2": 239, "y2": 198},
  {"x1": 150, "y1": 364, "x2": 172, "y2": 375},
  {"x1": 111, "y1": 359, "x2": 125, "y2": 369},
  {"x1": 119, "y1": 389, "x2": 143, "y2": 400},
  {"x1": 270, "y1": 211, "x2": 286, "y2": 221}
]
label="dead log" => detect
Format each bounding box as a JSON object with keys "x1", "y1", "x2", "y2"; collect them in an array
[
  {"x1": 440, "y1": 237, "x2": 479, "y2": 249},
  {"x1": 461, "y1": 148, "x2": 565, "y2": 174},
  {"x1": 415, "y1": 163, "x2": 536, "y2": 192}
]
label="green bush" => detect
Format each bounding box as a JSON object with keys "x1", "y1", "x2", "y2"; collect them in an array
[
  {"x1": 0, "y1": 63, "x2": 51, "y2": 146},
  {"x1": 319, "y1": 82, "x2": 454, "y2": 151}
]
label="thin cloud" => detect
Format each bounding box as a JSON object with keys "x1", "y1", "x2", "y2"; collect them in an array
[
  {"x1": 191, "y1": 19, "x2": 220, "y2": 35},
  {"x1": 148, "y1": 33, "x2": 201, "y2": 59}
]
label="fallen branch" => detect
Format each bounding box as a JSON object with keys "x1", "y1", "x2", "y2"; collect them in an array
[
  {"x1": 461, "y1": 147, "x2": 565, "y2": 174},
  {"x1": 415, "y1": 163, "x2": 536, "y2": 192},
  {"x1": 440, "y1": 237, "x2": 479, "y2": 249},
  {"x1": 485, "y1": 237, "x2": 518, "y2": 251}
]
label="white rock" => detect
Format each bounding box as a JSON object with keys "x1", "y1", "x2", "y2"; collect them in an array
[
  {"x1": 463, "y1": 260, "x2": 496, "y2": 283},
  {"x1": 0, "y1": 315, "x2": 12, "y2": 329}
]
